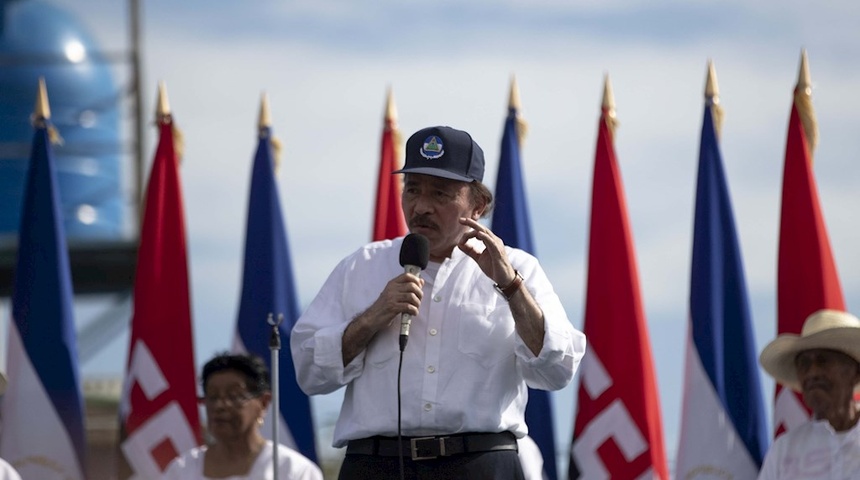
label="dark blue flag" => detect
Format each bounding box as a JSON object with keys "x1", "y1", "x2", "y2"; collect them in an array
[
  {"x1": 492, "y1": 108, "x2": 535, "y2": 253},
  {"x1": 675, "y1": 85, "x2": 768, "y2": 476},
  {"x1": 234, "y1": 120, "x2": 318, "y2": 463},
  {"x1": 0, "y1": 100, "x2": 87, "y2": 478},
  {"x1": 491, "y1": 97, "x2": 557, "y2": 480}
]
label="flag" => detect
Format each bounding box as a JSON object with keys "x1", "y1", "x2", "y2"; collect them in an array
[
  {"x1": 490, "y1": 76, "x2": 557, "y2": 480},
  {"x1": 774, "y1": 50, "x2": 845, "y2": 435},
  {"x1": 118, "y1": 83, "x2": 201, "y2": 478},
  {"x1": 569, "y1": 76, "x2": 669, "y2": 480},
  {"x1": 0, "y1": 78, "x2": 87, "y2": 480},
  {"x1": 233, "y1": 94, "x2": 318, "y2": 462},
  {"x1": 372, "y1": 87, "x2": 407, "y2": 241},
  {"x1": 675, "y1": 62, "x2": 769, "y2": 478}
]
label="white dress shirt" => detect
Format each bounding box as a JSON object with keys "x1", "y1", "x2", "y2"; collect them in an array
[
  {"x1": 162, "y1": 441, "x2": 322, "y2": 480},
  {"x1": 517, "y1": 435, "x2": 545, "y2": 480},
  {"x1": 291, "y1": 237, "x2": 585, "y2": 447},
  {"x1": 758, "y1": 418, "x2": 860, "y2": 480}
]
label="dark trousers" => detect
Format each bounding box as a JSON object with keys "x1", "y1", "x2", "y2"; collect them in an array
[{"x1": 338, "y1": 450, "x2": 525, "y2": 480}]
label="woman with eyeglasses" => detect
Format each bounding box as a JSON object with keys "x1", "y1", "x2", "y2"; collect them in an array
[{"x1": 163, "y1": 353, "x2": 322, "y2": 480}]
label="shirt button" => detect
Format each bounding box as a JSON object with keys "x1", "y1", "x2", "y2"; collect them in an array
[
  {"x1": 433, "y1": 295, "x2": 442, "y2": 302},
  {"x1": 429, "y1": 328, "x2": 438, "y2": 336},
  {"x1": 427, "y1": 365, "x2": 435, "y2": 373},
  {"x1": 424, "y1": 403, "x2": 432, "y2": 411}
]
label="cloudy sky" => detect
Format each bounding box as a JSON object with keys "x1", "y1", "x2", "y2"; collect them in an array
[{"x1": 30, "y1": 0, "x2": 860, "y2": 473}]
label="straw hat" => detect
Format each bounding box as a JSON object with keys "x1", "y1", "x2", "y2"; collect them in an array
[{"x1": 760, "y1": 309, "x2": 860, "y2": 392}]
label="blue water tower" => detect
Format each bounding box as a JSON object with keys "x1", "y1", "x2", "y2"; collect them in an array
[{"x1": 0, "y1": 0, "x2": 124, "y2": 240}]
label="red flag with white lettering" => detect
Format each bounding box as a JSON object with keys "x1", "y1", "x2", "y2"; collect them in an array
[
  {"x1": 118, "y1": 86, "x2": 202, "y2": 478},
  {"x1": 774, "y1": 52, "x2": 845, "y2": 436},
  {"x1": 569, "y1": 78, "x2": 669, "y2": 480}
]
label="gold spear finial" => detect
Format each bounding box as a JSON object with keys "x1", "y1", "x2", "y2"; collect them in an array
[
  {"x1": 154, "y1": 82, "x2": 183, "y2": 158},
  {"x1": 794, "y1": 49, "x2": 818, "y2": 155},
  {"x1": 797, "y1": 49, "x2": 812, "y2": 96},
  {"x1": 507, "y1": 74, "x2": 528, "y2": 145},
  {"x1": 705, "y1": 60, "x2": 719, "y2": 102},
  {"x1": 258, "y1": 91, "x2": 282, "y2": 171},
  {"x1": 34, "y1": 77, "x2": 51, "y2": 121},
  {"x1": 508, "y1": 74, "x2": 521, "y2": 111},
  {"x1": 705, "y1": 60, "x2": 724, "y2": 137},
  {"x1": 156, "y1": 80, "x2": 171, "y2": 121},
  {"x1": 383, "y1": 86, "x2": 403, "y2": 165},
  {"x1": 602, "y1": 73, "x2": 615, "y2": 112},
  {"x1": 33, "y1": 77, "x2": 63, "y2": 144},
  {"x1": 384, "y1": 85, "x2": 398, "y2": 125},
  {"x1": 258, "y1": 91, "x2": 272, "y2": 129},
  {"x1": 602, "y1": 73, "x2": 618, "y2": 136}
]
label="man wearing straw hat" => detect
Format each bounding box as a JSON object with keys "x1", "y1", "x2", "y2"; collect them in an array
[{"x1": 758, "y1": 309, "x2": 860, "y2": 479}]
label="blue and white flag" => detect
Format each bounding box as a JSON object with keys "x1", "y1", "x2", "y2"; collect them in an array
[
  {"x1": 491, "y1": 81, "x2": 557, "y2": 480},
  {"x1": 233, "y1": 116, "x2": 318, "y2": 463},
  {"x1": 675, "y1": 70, "x2": 769, "y2": 478},
  {"x1": 0, "y1": 98, "x2": 87, "y2": 479}
]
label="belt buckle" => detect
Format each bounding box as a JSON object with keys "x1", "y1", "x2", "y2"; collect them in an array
[{"x1": 410, "y1": 436, "x2": 446, "y2": 460}]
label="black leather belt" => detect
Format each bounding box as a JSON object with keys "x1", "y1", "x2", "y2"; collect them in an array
[{"x1": 346, "y1": 432, "x2": 518, "y2": 461}]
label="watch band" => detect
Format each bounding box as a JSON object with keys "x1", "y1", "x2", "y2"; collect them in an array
[{"x1": 494, "y1": 270, "x2": 524, "y2": 301}]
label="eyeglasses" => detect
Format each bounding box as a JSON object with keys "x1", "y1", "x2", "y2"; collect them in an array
[{"x1": 199, "y1": 392, "x2": 259, "y2": 408}]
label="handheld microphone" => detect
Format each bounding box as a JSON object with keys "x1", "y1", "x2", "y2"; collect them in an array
[{"x1": 398, "y1": 233, "x2": 429, "y2": 351}]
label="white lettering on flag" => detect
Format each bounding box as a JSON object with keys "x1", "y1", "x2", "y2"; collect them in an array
[
  {"x1": 121, "y1": 341, "x2": 168, "y2": 414},
  {"x1": 573, "y1": 400, "x2": 648, "y2": 479},
  {"x1": 121, "y1": 403, "x2": 196, "y2": 480},
  {"x1": 582, "y1": 348, "x2": 612, "y2": 399},
  {"x1": 120, "y1": 340, "x2": 197, "y2": 478},
  {"x1": 572, "y1": 351, "x2": 649, "y2": 479}
]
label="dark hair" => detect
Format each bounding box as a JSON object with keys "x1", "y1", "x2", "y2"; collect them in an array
[
  {"x1": 469, "y1": 181, "x2": 494, "y2": 218},
  {"x1": 201, "y1": 352, "x2": 270, "y2": 395}
]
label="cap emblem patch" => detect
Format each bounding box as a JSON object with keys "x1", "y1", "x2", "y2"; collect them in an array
[{"x1": 420, "y1": 135, "x2": 444, "y2": 159}]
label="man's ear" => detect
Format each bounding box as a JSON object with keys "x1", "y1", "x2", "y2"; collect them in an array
[
  {"x1": 471, "y1": 203, "x2": 486, "y2": 220},
  {"x1": 850, "y1": 361, "x2": 860, "y2": 390}
]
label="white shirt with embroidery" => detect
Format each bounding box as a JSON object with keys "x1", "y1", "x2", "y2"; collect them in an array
[
  {"x1": 291, "y1": 237, "x2": 585, "y2": 447},
  {"x1": 758, "y1": 418, "x2": 860, "y2": 480}
]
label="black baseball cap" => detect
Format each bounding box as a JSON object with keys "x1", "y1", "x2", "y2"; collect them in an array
[{"x1": 394, "y1": 126, "x2": 484, "y2": 182}]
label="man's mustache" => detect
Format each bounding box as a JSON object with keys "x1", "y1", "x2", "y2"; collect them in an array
[
  {"x1": 802, "y1": 378, "x2": 829, "y2": 391},
  {"x1": 409, "y1": 215, "x2": 438, "y2": 231}
]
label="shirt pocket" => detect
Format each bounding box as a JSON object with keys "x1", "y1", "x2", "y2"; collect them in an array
[
  {"x1": 365, "y1": 322, "x2": 399, "y2": 368},
  {"x1": 456, "y1": 302, "x2": 516, "y2": 368}
]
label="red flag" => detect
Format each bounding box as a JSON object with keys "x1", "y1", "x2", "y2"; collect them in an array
[
  {"x1": 569, "y1": 76, "x2": 669, "y2": 480},
  {"x1": 774, "y1": 51, "x2": 845, "y2": 435},
  {"x1": 372, "y1": 87, "x2": 407, "y2": 241},
  {"x1": 118, "y1": 83, "x2": 202, "y2": 478}
]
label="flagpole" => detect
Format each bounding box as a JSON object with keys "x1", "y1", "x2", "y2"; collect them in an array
[{"x1": 268, "y1": 313, "x2": 283, "y2": 479}]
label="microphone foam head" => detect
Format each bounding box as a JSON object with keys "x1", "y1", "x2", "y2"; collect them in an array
[{"x1": 400, "y1": 233, "x2": 430, "y2": 269}]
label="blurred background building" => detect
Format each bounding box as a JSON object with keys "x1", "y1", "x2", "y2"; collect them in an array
[
  {"x1": 1, "y1": 0, "x2": 141, "y2": 475},
  {"x1": 0, "y1": 0, "x2": 139, "y2": 359}
]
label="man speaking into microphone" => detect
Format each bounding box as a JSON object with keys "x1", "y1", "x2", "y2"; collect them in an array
[{"x1": 291, "y1": 126, "x2": 585, "y2": 479}]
